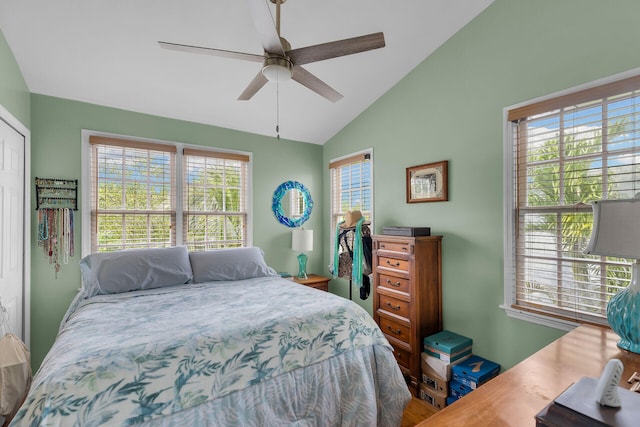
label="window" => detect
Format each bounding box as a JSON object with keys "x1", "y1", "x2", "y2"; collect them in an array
[
  {"x1": 183, "y1": 148, "x2": 249, "y2": 250},
  {"x1": 504, "y1": 73, "x2": 640, "y2": 328},
  {"x1": 329, "y1": 150, "x2": 373, "y2": 235},
  {"x1": 85, "y1": 134, "x2": 250, "y2": 254}
]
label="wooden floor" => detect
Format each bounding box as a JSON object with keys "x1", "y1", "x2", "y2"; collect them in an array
[{"x1": 401, "y1": 397, "x2": 438, "y2": 427}]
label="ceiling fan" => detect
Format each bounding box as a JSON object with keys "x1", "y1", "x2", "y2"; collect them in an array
[{"x1": 158, "y1": 0, "x2": 385, "y2": 102}]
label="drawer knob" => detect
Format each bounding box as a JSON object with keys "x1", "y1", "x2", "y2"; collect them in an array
[
  {"x1": 387, "y1": 325, "x2": 402, "y2": 335},
  {"x1": 386, "y1": 302, "x2": 401, "y2": 311},
  {"x1": 386, "y1": 279, "x2": 402, "y2": 287},
  {"x1": 386, "y1": 260, "x2": 401, "y2": 267}
]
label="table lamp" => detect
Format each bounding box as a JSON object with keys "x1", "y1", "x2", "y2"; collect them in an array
[
  {"x1": 585, "y1": 196, "x2": 640, "y2": 353},
  {"x1": 292, "y1": 229, "x2": 313, "y2": 280}
]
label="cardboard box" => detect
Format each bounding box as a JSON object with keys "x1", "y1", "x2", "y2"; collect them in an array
[
  {"x1": 451, "y1": 355, "x2": 501, "y2": 389},
  {"x1": 421, "y1": 366, "x2": 448, "y2": 394},
  {"x1": 425, "y1": 345, "x2": 472, "y2": 363},
  {"x1": 421, "y1": 351, "x2": 471, "y2": 380},
  {"x1": 419, "y1": 383, "x2": 447, "y2": 410},
  {"x1": 424, "y1": 330, "x2": 473, "y2": 354}
]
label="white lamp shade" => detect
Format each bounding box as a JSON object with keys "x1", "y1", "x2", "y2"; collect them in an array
[
  {"x1": 292, "y1": 229, "x2": 313, "y2": 252},
  {"x1": 585, "y1": 198, "x2": 640, "y2": 259}
]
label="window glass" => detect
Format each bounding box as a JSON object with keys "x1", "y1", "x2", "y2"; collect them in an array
[{"x1": 87, "y1": 135, "x2": 250, "y2": 253}]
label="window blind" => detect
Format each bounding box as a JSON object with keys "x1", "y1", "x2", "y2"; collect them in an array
[
  {"x1": 89, "y1": 136, "x2": 176, "y2": 252},
  {"x1": 183, "y1": 148, "x2": 249, "y2": 250},
  {"x1": 509, "y1": 76, "x2": 640, "y2": 324}
]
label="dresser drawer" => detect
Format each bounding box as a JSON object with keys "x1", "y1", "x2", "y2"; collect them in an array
[
  {"x1": 377, "y1": 240, "x2": 411, "y2": 254},
  {"x1": 377, "y1": 273, "x2": 411, "y2": 294},
  {"x1": 378, "y1": 256, "x2": 410, "y2": 272},
  {"x1": 389, "y1": 342, "x2": 411, "y2": 369},
  {"x1": 379, "y1": 294, "x2": 410, "y2": 318},
  {"x1": 380, "y1": 317, "x2": 411, "y2": 344}
]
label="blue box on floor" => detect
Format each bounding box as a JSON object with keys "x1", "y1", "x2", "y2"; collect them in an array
[
  {"x1": 449, "y1": 379, "x2": 473, "y2": 398},
  {"x1": 446, "y1": 395, "x2": 462, "y2": 406},
  {"x1": 451, "y1": 354, "x2": 500, "y2": 389},
  {"x1": 424, "y1": 330, "x2": 473, "y2": 354}
]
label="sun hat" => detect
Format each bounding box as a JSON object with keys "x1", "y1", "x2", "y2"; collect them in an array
[{"x1": 341, "y1": 210, "x2": 370, "y2": 228}]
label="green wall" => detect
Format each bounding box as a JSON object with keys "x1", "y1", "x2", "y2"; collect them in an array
[
  {"x1": 323, "y1": 0, "x2": 640, "y2": 370},
  {"x1": 0, "y1": 28, "x2": 29, "y2": 127},
  {"x1": 29, "y1": 94, "x2": 323, "y2": 369}
]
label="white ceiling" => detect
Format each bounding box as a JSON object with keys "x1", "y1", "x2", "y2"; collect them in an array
[{"x1": 0, "y1": 0, "x2": 494, "y2": 144}]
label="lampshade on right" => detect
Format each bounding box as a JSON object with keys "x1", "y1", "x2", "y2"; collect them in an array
[{"x1": 585, "y1": 197, "x2": 640, "y2": 353}]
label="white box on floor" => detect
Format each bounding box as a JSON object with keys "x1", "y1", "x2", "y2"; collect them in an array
[{"x1": 421, "y1": 351, "x2": 470, "y2": 380}]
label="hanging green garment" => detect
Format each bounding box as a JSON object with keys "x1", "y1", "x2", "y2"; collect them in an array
[{"x1": 351, "y1": 217, "x2": 365, "y2": 287}]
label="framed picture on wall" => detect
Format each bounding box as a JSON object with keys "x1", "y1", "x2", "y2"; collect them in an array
[{"x1": 406, "y1": 160, "x2": 448, "y2": 203}]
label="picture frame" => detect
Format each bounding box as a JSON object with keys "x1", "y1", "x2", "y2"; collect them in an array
[{"x1": 406, "y1": 160, "x2": 448, "y2": 203}]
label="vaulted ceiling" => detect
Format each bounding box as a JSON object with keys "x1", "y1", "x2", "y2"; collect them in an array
[{"x1": 0, "y1": 0, "x2": 494, "y2": 144}]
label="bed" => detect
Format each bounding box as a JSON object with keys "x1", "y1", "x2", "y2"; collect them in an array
[{"x1": 11, "y1": 246, "x2": 411, "y2": 426}]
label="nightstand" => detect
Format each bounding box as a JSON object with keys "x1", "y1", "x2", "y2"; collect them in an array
[{"x1": 293, "y1": 274, "x2": 330, "y2": 292}]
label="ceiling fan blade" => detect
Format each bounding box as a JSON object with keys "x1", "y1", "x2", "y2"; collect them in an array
[
  {"x1": 292, "y1": 66, "x2": 343, "y2": 103},
  {"x1": 244, "y1": 0, "x2": 285, "y2": 55},
  {"x1": 158, "y1": 41, "x2": 264, "y2": 63},
  {"x1": 287, "y1": 32, "x2": 385, "y2": 66},
  {"x1": 238, "y1": 71, "x2": 269, "y2": 100}
]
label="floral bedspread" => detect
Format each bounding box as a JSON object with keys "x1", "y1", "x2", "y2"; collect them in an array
[{"x1": 11, "y1": 277, "x2": 407, "y2": 426}]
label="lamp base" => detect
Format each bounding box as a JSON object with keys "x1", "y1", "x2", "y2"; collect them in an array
[
  {"x1": 296, "y1": 253, "x2": 308, "y2": 280},
  {"x1": 607, "y1": 261, "x2": 640, "y2": 354}
]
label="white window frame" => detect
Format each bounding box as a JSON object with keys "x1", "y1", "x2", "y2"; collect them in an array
[
  {"x1": 81, "y1": 130, "x2": 252, "y2": 256},
  {"x1": 329, "y1": 148, "x2": 374, "y2": 262},
  {"x1": 502, "y1": 67, "x2": 640, "y2": 331}
]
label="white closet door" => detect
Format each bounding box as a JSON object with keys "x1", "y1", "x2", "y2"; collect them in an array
[{"x1": 0, "y1": 118, "x2": 25, "y2": 340}]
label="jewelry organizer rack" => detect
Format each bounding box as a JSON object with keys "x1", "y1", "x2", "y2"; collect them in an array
[
  {"x1": 35, "y1": 177, "x2": 77, "y2": 277},
  {"x1": 35, "y1": 177, "x2": 78, "y2": 210}
]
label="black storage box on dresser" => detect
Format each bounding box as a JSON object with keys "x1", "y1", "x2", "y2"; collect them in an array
[{"x1": 382, "y1": 226, "x2": 431, "y2": 237}]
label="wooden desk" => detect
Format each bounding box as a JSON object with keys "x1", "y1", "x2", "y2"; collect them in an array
[{"x1": 417, "y1": 325, "x2": 640, "y2": 426}]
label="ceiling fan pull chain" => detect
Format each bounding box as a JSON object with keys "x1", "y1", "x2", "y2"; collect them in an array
[
  {"x1": 275, "y1": 0, "x2": 281, "y2": 36},
  {"x1": 276, "y1": 76, "x2": 280, "y2": 140}
]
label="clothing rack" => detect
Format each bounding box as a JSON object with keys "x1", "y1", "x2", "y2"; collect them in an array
[{"x1": 335, "y1": 224, "x2": 372, "y2": 301}]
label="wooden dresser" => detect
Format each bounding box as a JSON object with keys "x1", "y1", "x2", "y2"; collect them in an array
[{"x1": 372, "y1": 234, "x2": 443, "y2": 394}]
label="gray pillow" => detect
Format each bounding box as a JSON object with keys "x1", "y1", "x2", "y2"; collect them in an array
[
  {"x1": 80, "y1": 246, "x2": 193, "y2": 297},
  {"x1": 189, "y1": 247, "x2": 278, "y2": 283}
]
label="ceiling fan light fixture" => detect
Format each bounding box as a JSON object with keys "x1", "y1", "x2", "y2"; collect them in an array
[{"x1": 262, "y1": 56, "x2": 292, "y2": 82}]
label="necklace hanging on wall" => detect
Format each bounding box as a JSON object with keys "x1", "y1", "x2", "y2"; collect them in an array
[
  {"x1": 35, "y1": 177, "x2": 77, "y2": 278},
  {"x1": 37, "y1": 208, "x2": 75, "y2": 278}
]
